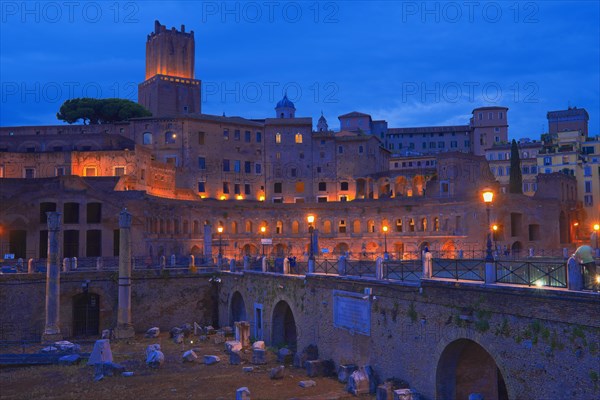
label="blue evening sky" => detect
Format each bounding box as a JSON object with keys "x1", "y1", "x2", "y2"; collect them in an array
[{"x1": 1, "y1": 1, "x2": 598, "y2": 139}]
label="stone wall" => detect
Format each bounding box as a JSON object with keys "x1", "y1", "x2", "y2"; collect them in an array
[
  {"x1": 0, "y1": 271, "x2": 215, "y2": 340},
  {"x1": 219, "y1": 272, "x2": 600, "y2": 400}
]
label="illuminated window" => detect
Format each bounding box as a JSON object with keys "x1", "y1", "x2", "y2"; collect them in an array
[
  {"x1": 275, "y1": 132, "x2": 281, "y2": 143},
  {"x1": 84, "y1": 167, "x2": 97, "y2": 177},
  {"x1": 114, "y1": 167, "x2": 126, "y2": 176},
  {"x1": 295, "y1": 182, "x2": 304, "y2": 193},
  {"x1": 295, "y1": 133, "x2": 303, "y2": 144},
  {"x1": 165, "y1": 131, "x2": 176, "y2": 144},
  {"x1": 396, "y1": 219, "x2": 402, "y2": 232}
]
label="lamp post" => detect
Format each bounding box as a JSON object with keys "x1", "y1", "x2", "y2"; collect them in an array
[
  {"x1": 217, "y1": 226, "x2": 223, "y2": 264},
  {"x1": 260, "y1": 226, "x2": 266, "y2": 256},
  {"x1": 382, "y1": 225, "x2": 389, "y2": 260},
  {"x1": 594, "y1": 224, "x2": 599, "y2": 251},
  {"x1": 307, "y1": 215, "x2": 315, "y2": 261},
  {"x1": 482, "y1": 190, "x2": 494, "y2": 262},
  {"x1": 492, "y1": 224, "x2": 498, "y2": 252}
]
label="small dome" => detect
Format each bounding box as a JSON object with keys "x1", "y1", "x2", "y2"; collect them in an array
[{"x1": 275, "y1": 94, "x2": 295, "y2": 109}]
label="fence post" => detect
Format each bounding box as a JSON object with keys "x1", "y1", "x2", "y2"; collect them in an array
[
  {"x1": 96, "y1": 257, "x2": 102, "y2": 271},
  {"x1": 484, "y1": 260, "x2": 495, "y2": 284},
  {"x1": 338, "y1": 256, "x2": 347, "y2": 276},
  {"x1": 170, "y1": 254, "x2": 176, "y2": 267},
  {"x1": 243, "y1": 256, "x2": 249, "y2": 271},
  {"x1": 160, "y1": 255, "x2": 166, "y2": 270},
  {"x1": 261, "y1": 256, "x2": 267, "y2": 273},
  {"x1": 229, "y1": 258, "x2": 236, "y2": 272},
  {"x1": 567, "y1": 256, "x2": 583, "y2": 291},
  {"x1": 283, "y1": 257, "x2": 290, "y2": 274},
  {"x1": 189, "y1": 255, "x2": 197, "y2": 273},
  {"x1": 28, "y1": 258, "x2": 34, "y2": 274},
  {"x1": 423, "y1": 252, "x2": 432, "y2": 279},
  {"x1": 376, "y1": 257, "x2": 384, "y2": 280},
  {"x1": 458, "y1": 249, "x2": 463, "y2": 259},
  {"x1": 17, "y1": 258, "x2": 24, "y2": 271},
  {"x1": 529, "y1": 248, "x2": 534, "y2": 257},
  {"x1": 308, "y1": 258, "x2": 315, "y2": 274},
  {"x1": 62, "y1": 257, "x2": 70, "y2": 272},
  {"x1": 71, "y1": 257, "x2": 78, "y2": 270}
]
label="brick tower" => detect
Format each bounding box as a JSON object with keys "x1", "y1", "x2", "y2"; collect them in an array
[{"x1": 138, "y1": 20, "x2": 201, "y2": 117}]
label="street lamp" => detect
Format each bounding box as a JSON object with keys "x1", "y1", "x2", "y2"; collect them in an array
[
  {"x1": 382, "y1": 225, "x2": 389, "y2": 260},
  {"x1": 307, "y1": 215, "x2": 315, "y2": 261},
  {"x1": 217, "y1": 226, "x2": 223, "y2": 264},
  {"x1": 594, "y1": 224, "x2": 599, "y2": 251},
  {"x1": 482, "y1": 189, "x2": 494, "y2": 262},
  {"x1": 260, "y1": 225, "x2": 266, "y2": 256}
]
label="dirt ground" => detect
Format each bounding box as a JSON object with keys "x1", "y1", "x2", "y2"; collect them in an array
[{"x1": 0, "y1": 333, "x2": 375, "y2": 400}]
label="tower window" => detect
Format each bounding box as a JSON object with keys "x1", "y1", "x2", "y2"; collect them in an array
[
  {"x1": 165, "y1": 131, "x2": 176, "y2": 144},
  {"x1": 276, "y1": 132, "x2": 281, "y2": 144},
  {"x1": 295, "y1": 133, "x2": 303, "y2": 144}
]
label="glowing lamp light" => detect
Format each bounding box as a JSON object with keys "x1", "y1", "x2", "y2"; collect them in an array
[
  {"x1": 596, "y1": 275, "x2": 600, "y2": 284},
  {"x1": 200, "y1": 195, "x2": 206, "y2": 199},
  {"x1": 594, "y1": 224, "x2": 600, "y2": 231},
  {"x1": 307, "y1": 215, "x2": 315, "y2": 225},
  {"x1": 535, "y1": 280, "x2": 543, "y2": 288},
  {"x1": 260, "y1": 226, "x2": 266, "y2": 234},
  {"x1": 236, "y1": 195, "x2": 243, "y2": 200},
  {"x1": 492, "y1": 225, "x2": 498, "y2": 231},
  {"x1": 482, "y1": 190, "x2": 494, "y2": 204},
  {"x1": 573, "y1": 222, "x2": 579, "y2": 227},
  {"x1": 259, "y1": 195, "x2": 265, "y2": 202},
  {"x1": 220, "y1": 195, "x2": 227, "y2": 200},
  {"x1": 217, "y1": 226, "x2": 223, "y2": 234},
  {"x1": 382, "y1": 226, "x2": 388, "y2": 233}
]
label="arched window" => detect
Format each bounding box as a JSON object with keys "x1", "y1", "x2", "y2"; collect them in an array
[
  {"x1": 193, "y1": 220, "x2": 200, "y2": 234},
  {"x1": 231, "y1": 221, "x2": 238, "y2": 234},
  {"x1": 295, "y1": 133, "x2": 303, "y2": 144},
  {"x1": 409, "y1": 218, "x2": 415, "y2": 232},
  {"x1": 353, "y1": 219, "x2": 361, "y2": 233},
  {"x1": 275, "y1": 132, "x2": 281, "y2": 144},
  {"x1": 143, "y1": 132, "x2": 152, "y2": 145},
  {"x1": 292, "y1": 220, "x2": 299, "y2": 234},
  {"x1": 276, "y1": 221, "x2": 283, "y2": 234},
  {"x1": 245, "y1": 220, "x2": 253, "y2": 233},
  {"x1": 421, "y1": 218, "x2": 427, "y2": 231},
  {"x1": 183, "y1": 220, "x2": 189, "y2": 234},
  {"x1": 396, "y1": 218, "x2": 402, "y2": 232},
  {"x1": 434, "y1": 217, "x2": 440, "y2": 232},
  {"x1": 367, "y1": 220, "x2": 375, "y2": 233}
]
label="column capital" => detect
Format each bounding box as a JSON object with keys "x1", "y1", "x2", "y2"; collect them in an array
[
  {"x1": 46, "y1": 212, "x2": 62, "y2": 231},
  {"x1": 119, "y1": 208, "x2": 132, "y2": 229}
]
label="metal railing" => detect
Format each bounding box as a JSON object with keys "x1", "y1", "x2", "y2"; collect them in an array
[
  {"x1": 432, "y1": 258, "x2": 485, "y2": 282},
  {"x1": 345, "y1": 259, "x2": 376, "y2": 278},
  {"x1": 495, "y1": 260, "x2": 567, "y2": 288},
  {"x1": 382, "y1": 260, "x2": 422, "y2": 282}
]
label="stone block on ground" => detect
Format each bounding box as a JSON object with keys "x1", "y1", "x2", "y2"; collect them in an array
[
  {"x1": 393, "y1": 388, "x2": 420, "y2": 400},
  {"x1": 58, "y1": 354, "x2": 81, "y2": 365},
  {"x1": 172, "y1": 333, "x2": 184, "y2": 344},
  {"x1": 306, "y1": 359, "x2": 335, "y2": 377},
  {"x1": 145, "y1": 327, "x2": 160, "y2": 338},
  {"x1": 180, "y1": 323, "x2": 192, "y2": 337},
  {"x1": 377, "y1": 382, "x2": 394, "y2": 400},
  {"x1": 252, "y1": 348, "x2": 266, "y2": 365},
  {"x1": 198, "y1": 335, "x2": 208, "y2": 342},
  {"x1": 225, "y1": 340, "x2": 242, "y2": 354},
  {"x1": 88, "y1": 339, "x2": 113, "y2": 365},
  {"x1": 236, "y1": 387, "x2": 251, "y2": 400},
  {"x1": 205, "y1": 325, "x2": 215, "y2": 335},
  {"x1": 214, "y1": 331, "x2": 226, "y2": 344},
  {"x1": 146, "y1": 344, "x2": 164, "y2": 368},
  {"x1": 204, "y1": 355, "x2": 220, "y2": 365},
  {"x1": 182, "y1": 350, "x2": 197, "y2": 363},
  {"x1": 252, "y1": 341, "x2": 265, "y2": 350},
  {"x1": 365, "y1": 364, "x2": 378, "y2": 394},
  {"x1": 41, "y1": 346, "x2": 58, "y2": 353},
  {"x1": 269, "y1": 365, "x2": 285, "y2": 380},
  {"x1": 230, "y1": 350, "x2": 241, "y2": 365},
  {"x1": 243, "y1": 366, "x2": 254, "y2": 373},
  {"x1": 347, "y1": 368, "x2": 370, "y2": 396},
  {"x1": 293, "y1": 344, "x2": 318, "y2": 368},
  {"x1": 299, "y1": 380, "x2": 316, "y2": 388},
  {"x1": 55, "y1": 340, "x2": 80, "y2": 353},
  {"x1": 338, "y1": 364, "x2": 358, "y2": 383},
  {"x1": 170, "y1": 327, "x2": 183, "y2": 338},
  {"x1": 277, "y1": 348, "x2": 294, "y2": 364},
  {"x1": 222, "y1": 326, "x2": 233, "y2": 336}
]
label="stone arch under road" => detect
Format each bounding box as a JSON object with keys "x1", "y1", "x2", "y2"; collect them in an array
[
  {"x1": 271, "y1": 300, "x2": 297, "y2": 351},
  {"x1": 436, "y1": 338, "x2": 508, "y2": 400},
  {"x1": 229, "y1": 291, "x2": 247, "y2": 327}
]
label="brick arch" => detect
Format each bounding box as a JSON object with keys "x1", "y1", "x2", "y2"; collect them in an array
[
  {"x1": 270, "y1": 298, "x2": 298, "y2": 351},
  {"x1": 228, "y1": 291, "x2": 247, "y2": 327},
  {"x1": 436, "y1": 338, "x2": 509, "y2": 400}
]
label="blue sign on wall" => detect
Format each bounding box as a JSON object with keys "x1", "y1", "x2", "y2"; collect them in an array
[{"x1": 333, "y1": 290, "x2": 371, "y2": 336}]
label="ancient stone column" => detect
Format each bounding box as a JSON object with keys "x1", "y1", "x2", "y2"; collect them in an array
[
  {"x1": 114, "y1": 209, "x2": 135, "y2": 339},
  {"x1": 43, "y1": 212, "x2": 62, "y2": 342}
]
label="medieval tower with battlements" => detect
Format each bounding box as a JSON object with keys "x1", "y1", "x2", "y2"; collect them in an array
[{"x1": 138, "y1": 20, "x2": 201, "y2": 117}]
